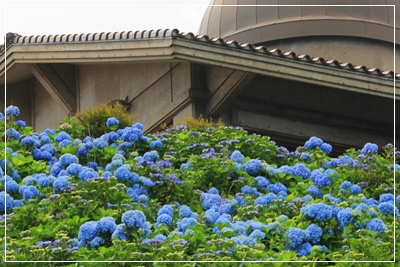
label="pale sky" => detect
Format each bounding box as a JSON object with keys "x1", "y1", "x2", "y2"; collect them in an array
[{"x1": 1, "y1": 0, "x2": 212, "y2": 39}]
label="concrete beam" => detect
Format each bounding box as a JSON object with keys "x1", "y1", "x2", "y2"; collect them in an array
[
  {"x1": 28, "y1": 64, "x2": 77, "y2": 114},
  {"x1": 230, "y1": 106, "x2": 396, "y2": 149},
  {"x1": 206, "y1": 68, "x2": 255, "y2": 116}
]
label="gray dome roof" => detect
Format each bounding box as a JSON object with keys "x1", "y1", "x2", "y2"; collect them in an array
[{"x1": 198, "y1": 0, "x2": 399, "y2": 45}]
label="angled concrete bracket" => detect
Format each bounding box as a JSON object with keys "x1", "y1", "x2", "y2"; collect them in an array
[
  {"x1": 206, "y1": 69, "x2": 255, "y2": 116},
  {"x1": 29, "y1": 63, "x2": 77, "y2": 115}
]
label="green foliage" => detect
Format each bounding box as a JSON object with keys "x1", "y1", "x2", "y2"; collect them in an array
[{"x1": 70, "y1": 103, "x2": 135, "y2": 138}]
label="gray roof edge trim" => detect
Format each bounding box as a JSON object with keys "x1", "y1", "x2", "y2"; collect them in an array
[{"x1": 1, "y1": 28, "x2": 398, "y2": 78}]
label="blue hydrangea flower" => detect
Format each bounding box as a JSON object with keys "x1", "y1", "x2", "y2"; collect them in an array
[
  {"x1": 54, "y1": 131, "x2": 71, "y2": 143},
  {"x1": 90, "y1": 236, "x2": 104, "y2": 248},
  {"x1": 140, "y1": 177, "x2": 155, "y2": 187},
  {"x1": 218, "y1": 203, "x2": 232, "y2": 215},
  {"x1": 5, "y1": 180, "x2": 19, "y2": 194},
  {"x1": 180, "y1": 162, "x2": 193, "y2": 171},
  {"x1": 79, "y1": 168, "x2": 99, "y2": 182},
  {"x1": 350, "y1": 185, "x2": 362, "y2": 194},
  {"x1": 313, "y1": 173, "x2": 331, "y2": 188},
  {"x1": 66, "y1": 163, "x2": 83, "y2": 175},
  {"x1": 378, "y1": 202, "x2": 399, "y2": 217},
  {"x1": 231, "y1": 150, "x2": 245, "y2": 164},
  {"x1": 0, "y1": 192, "x2": 13, "y2": 213},
  {"x1": 304, "y1": 136, "x2": 323, "y2": 150},
  {"x1": 361, "y1": 143, "x2": 378, "y2": 153},
  {"x1": 337, "y1": 208, "x2": 353, "y2": 227},
  {"x1": 112, "y1": 224, "x2": 128, "y2": 240},
  {"x1": 156, "y1": 214, "x2": 173, "y2": 226},
  {"x1": 303, "y1": 203, "x2": 332, "y2": 221},
  {"x1": 208, "y1": 187, "x2": 219, "y2": 194},
  {"x1": 177, "y1": 217, "x2": 197, "y2": 232},
  {"x1": 366, "y1": 218, "x2": 388, "y2": 233},
  {"x1": 179, "y1": 205, "x2": 192, "y2": 218},
  {"x1": 254, "y1": 193, "x2": 276, "y2": 206},
  {"x1": 292, "y1": 164, "x2": 311, "y2": 179},
  {"x1": 21, "y1": 137, "x2": 41, "y2": 147},
  {"x1": 306, "y1": 185, "x2": 322, "y2": 197},
  {"x1": 297, "y1": 242, "x2": 312, "y2": 257},
  {"x1": 253, "y1": 176, "x2": 269, "y2": 189},
  {"x1": 53, "y1": 177, "x2": 70, "y2": 191},
  {"x1": 93, "y1": 138, "x2": 108, "y2": 149},
  {"x1": 96, "y1": 217, "x2": 117, "y2": 234},
  {"x1": 305, "y1": 224, "x2": 322, "y2": 244},
  {"x1": 380, "y1": 193, "x2": 394, "y2": 203},
  {"x1": 203, "y1": 209, "x2": 220, "y2": 224},
  {"x1": 341, "y1": 181, "x2": 352, "y2": 189},
  {"x1": 78, "y1": 221, "x2": 98, "y2": 242},
  {"x1": 244, "y1": 159, "x2": 262, "y2": 176},
  {"x1": 114, "y1": 166, "x2": 131, "y2": 182},
  {"x1": 286, "y1": 227, "x2": 306, "y2": 247},
  {"x1": 143, "y1": 151, "x2": 159, "y2": 162},
  {"x1": 5, "y1": 129, "x2": 20, "y2": 140},
  {"x1": 106, "y1": 117, "x2": 119, "y2": 127},
  {"x1": 37, "y1": 176, "x2": 51, "y2": 187},
  {"x1": 241, "y1": 185, "x2": 258, "y2": 195},
  {"x1": 320, "y1": 143, "x2": 332, "y2": 154},
  {"x1": 59, "y1": 153, "x2": 79, "y2": 167},
  {"x1": 201, "y1": 193, "x2": 221, "y2": 210},
  {"x1": 150, "y1": 140, "x2": 162, "y2": 149},
  {"x1": 249, "y1": 229, "x2": 265, "y2": 241},
  {"x1": 121, "y1": 210, "x2": 147, "y2": 228},
  {"x1": 5, "y1": 105, "x2": 20, "y2": 116},
  {"x1": 158, "y1": 205, "x2": 174, "y2": 217}
]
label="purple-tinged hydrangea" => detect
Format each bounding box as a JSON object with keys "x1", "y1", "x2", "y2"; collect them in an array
[
  {"x1": 244, "y1": 159, "x2": 262, "y2": 176},
  {"x1": 106, "y1": 117, "x2": 119, "y2": 127},
  {"x1": 292, "y1": 164, "x2": 311, "y2": 179},
  {"x1": 78, "y1": 221, "x2": 98, "y2": 242},
  {"x1": 96, "y1": 217, "x2": 117, "y2": 234},
  {"x1": 366, "y1": 218, "x2": 388, "y2": 233},
  {"x1": 122, "y1": 210, "x2": 147, "y2": 228},
  {"x1": 286, "y1": 227, "x2": 306, "y2": 247}
]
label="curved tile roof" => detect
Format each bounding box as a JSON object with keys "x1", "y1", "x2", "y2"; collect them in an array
[{"x1": 2, "y1": 29, "x2": 399, "y2": 78}]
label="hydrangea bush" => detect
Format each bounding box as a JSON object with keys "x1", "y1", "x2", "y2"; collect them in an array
[{"x1": 1, "y1": 105, "x2": 399, "y2": 266}]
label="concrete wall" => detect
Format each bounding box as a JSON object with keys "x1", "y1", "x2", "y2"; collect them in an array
[
  {"x1": 3, "y1": 80, "x2": 33, "y2": 126},
  {"x1": 33, "y1": 79, "x2": 67, "y2": 131},
  {"x1": 79, "y1": 61, "x2": 192, "y2": 132}
]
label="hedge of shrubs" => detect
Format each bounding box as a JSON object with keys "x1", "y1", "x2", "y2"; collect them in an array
[{"x1": 0, "y1": 105, "x2": 399, "y2": 266}]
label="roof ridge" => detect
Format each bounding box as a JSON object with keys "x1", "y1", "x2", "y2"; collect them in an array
[{"x1": 1, "y1": 29, "x2": 398, "y2": 78}]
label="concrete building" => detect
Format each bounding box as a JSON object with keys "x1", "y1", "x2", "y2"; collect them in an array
[{"x1": 1, "y1": 1, "x2": 399, "y2": 154}]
